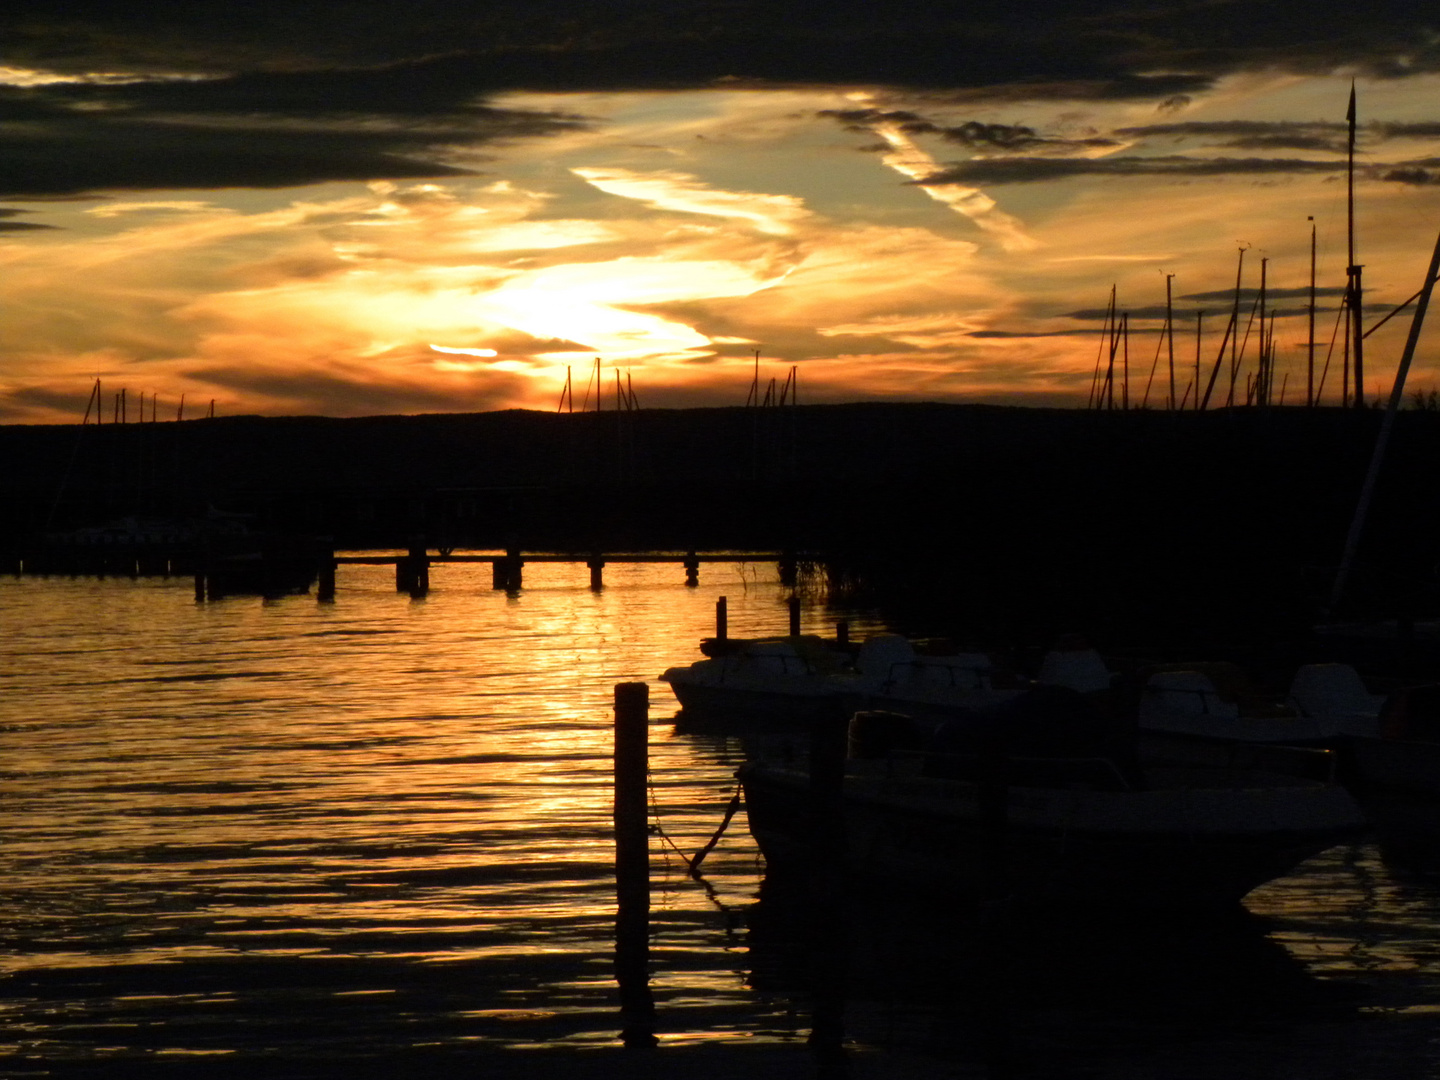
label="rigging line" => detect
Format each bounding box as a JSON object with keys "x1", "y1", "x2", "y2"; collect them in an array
[
  {"x1": 1316, "y1": 296, "x2": 1349, "y2": 405},
  {"x1": 1142, "y1": 312, "x2": 1167, "y2": 408},
  {"x1": 580, "y1": 358, "x2": 597, "y2": 412},
  {"x1": 1228, "y1": 287, "x2": 1264, "y2": 407},
  {"x1": 1362, "y1": 287, "x2": 1425, "y2": 340},
  {"x1": 644, "y1": 773, "x2": 740, "y2": 914}
]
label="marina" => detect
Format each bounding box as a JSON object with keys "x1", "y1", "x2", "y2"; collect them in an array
[{"x1": 5, "y1": 563, "x2": 1440, "y2": 1077}]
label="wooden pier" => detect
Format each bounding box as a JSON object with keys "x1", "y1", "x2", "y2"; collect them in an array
[
  {"x1": 6, "y1": 541, "x2": 812, "y2": 600},
  {"x1": 327, "y1": 550, "x2": 806, "y2": 598}
]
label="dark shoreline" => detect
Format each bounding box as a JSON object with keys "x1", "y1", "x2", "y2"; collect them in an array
[{"x1": 5, "y1": 402, "x2": 1437, "y2": 650}]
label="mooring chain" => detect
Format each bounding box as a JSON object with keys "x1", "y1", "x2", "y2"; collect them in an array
[{"x1": 644, "y1": 773, "x2": 745, "y2": 878}]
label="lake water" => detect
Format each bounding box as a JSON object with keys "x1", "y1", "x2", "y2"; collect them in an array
[{"x1": 3, "y1": 562, "x2": 1440, "y2": 1078}]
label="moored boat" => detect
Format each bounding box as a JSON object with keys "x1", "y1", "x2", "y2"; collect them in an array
[{"x1": 740, "y1": 690, "x2": 1367, "y2": 911}]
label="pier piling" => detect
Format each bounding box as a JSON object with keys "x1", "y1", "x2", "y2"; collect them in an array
[
  {"x1": 588, "y1": 555, "x2": 605, "y2": 591},
  {"x1": 408, "y1": 544, "x2": 429, "y2": 599},
  {"x1": 807, "y1": 706, "x2": 849, "y2": 1071},
  {"x1": 788, "y1": 595, "x2": 801, "y2": 637},
  {"x1": 779, "y1": 551, "x2": 798, "y2": 587},
  {"x1": 317, "y1": 552, "x2": 336, "y2": 602},
  {"x1": 716, "y1": 596, "x2": 727, "y2": 641},
  {"x1": 683, "y1": 552, "x2": 699, "y2": 587},
  {"x1": 613, "y1": 682, "x2": 656, "y2": 1048}
]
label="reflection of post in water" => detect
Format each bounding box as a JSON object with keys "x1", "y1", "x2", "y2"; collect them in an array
[
  {"x1": 977, "y1": 748, "x2": 1015, "y2": 1079},
  {"x1": 613, "y1": 682, "x2": 657, "y2": 1048},
  {"x1": 807, "y1": 708, "x2": 849, "y2": 1076}
]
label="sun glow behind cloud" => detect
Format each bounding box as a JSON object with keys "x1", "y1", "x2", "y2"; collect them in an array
[{"x1": 3, "y1": 76, "x2": 1440, "y2": 422}]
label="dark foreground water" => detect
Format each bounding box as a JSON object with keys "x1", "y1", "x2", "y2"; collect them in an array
[{"x1": 2, "y1": 563, "x2": 1440, "y2": 1079}]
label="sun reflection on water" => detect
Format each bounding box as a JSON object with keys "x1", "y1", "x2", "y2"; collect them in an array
[{"x1": 0, "y1": 560, "x2": 866, "y2": 1060}]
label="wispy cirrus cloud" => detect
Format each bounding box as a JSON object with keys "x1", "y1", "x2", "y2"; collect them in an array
[{"x1": 571, "y1": 168, "x2": 811, "y2": 235}]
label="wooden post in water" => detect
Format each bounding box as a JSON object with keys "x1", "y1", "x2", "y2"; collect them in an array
[
  {"x1": 778, "y1": 551, "x2": 798, "y2": 587},
  {"x1": 716, "y1": 596, "x2": 727, "y2": 641},
  {"x1": 683, "y1": 552, "x2": 699, "y2": 587},
  {"x1": 789, "y1": 594, "x2": 801, "y2": 637},
  {"x1": 807, "y1": 707, "x2": 849, "y2": 1073},
  {"x1": 395, "y1": 555, "x2": 414, "y2": 594},
  {"x1": 613, "y1": 682, "x2": 656, "y2": 1048},
  {"x1": 506, "y1": 547, "x2": 523, "y2": 591},
  {"x1": 317, "y1": 550, "x2": 336, "y2": 602},
  {"x1": 836, "y1": 619, "x2": 849, "y2": 648},
  {"x1": 408, "y1": 543, "x2": 429, "y2": 599},
  {"x1": 588, "y1": 554, "x2": 605, "y2": 591}
]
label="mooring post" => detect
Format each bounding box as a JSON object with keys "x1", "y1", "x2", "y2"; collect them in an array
[
  {"x1": 779, "y1": 551, "x2": 798, "y2": 587},
  {"x1": 613, "y1": 681, "x2": 656, "y2": 1048},
  {"x1": 716, "y1": 596, "x2": 727, "y2": 641},
  {"x1": 807, "y1": 705, "x2": 849, "y2": 1074},
  {"x1": 408, "y1": 542, "x2": 429, "y2": 599},
  {"x1": 683, "y1": 552, "x2": 699, "y2": 587},
  {"x1": 836, "y1": 619, "x2": 849, "y2": 648},
  {"x1": 491, "y1": 557, "x2": 507, "y2": 590},
  {"x1": 317, "y1": 550, "x2": 336, "y2": 602},
  {"x1": 588, "y1": 554, "x2": 605, "y2": 592},
  {"x1": 395, "y1": 555, "x2": 414, "y2": 594},
  {"x1": 507, "y1": 547, "x2": 523, "y2": 591},
  {"x1": 193, "y1": 569, "x2": 206, "y2": 603},
  {"x1": 788, "y1": 594, "x2": 801, "y2": 637}
]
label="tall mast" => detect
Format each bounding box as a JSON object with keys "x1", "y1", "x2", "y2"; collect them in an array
[
  {"x1": 1347, "y1": 82, "x2": 1366, "y2": 408},
  {"x1": 1104, "y1": 284, "x2": 1118, "y2": 410},
  {"x1": 1194, "y1": 311, "x2": 1204, "y2": 411},
  {"x1": 1308, "y1": 216, "x2": 1317, "y2": 406},
  {"x1": 1258, "y1": 257, "x2": 1269, "y2": 406},
  {"x1": 1121, "y1": 312, "x2": 1130, "y2": 410},
  {"x1": 1226, "y1": 246, "x2": 1247, "y2": 407},
  {"x1": 1166, "y1": 273, "x2": 1176, "y2": 410}
]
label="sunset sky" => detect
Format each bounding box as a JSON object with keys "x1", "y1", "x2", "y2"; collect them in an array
[{"x1": 3, "y1": 2, "x2": 1440, "y2": 423}]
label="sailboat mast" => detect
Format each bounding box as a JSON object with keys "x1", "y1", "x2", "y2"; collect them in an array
[
  {"x1": 1121, "y1": 313, "x2": 1130, "y2": 410},
  {"x1": 1308, "y1": 217, "x2": 1317, "y2": 406},
  {"x1": 1347, "y1": 83, "x2": 1366, "y2": 408},
  {"x1": 1226, "y1": 246, "x2": 1247, "y2": 407},
  {"x1": 1166, "y1": 273, "x2": 1176, "y2": 410},
  {"x1": 1258, "y1": 257, "x2": 1269, "y2": 406},
  {"x1": 1194, "y1": 311, "x2": 1204, "y2": 411}
]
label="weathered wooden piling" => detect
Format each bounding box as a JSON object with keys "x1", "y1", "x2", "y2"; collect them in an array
[
  {"x1": 716, "y1": 596, "x2": 727, "y2": 641},
  {"x1": 395, "y1": 555, "x2": 416, "y2": 594},
  {"x1": 807, "y1": 707, "x2": 849, "y2": 1073},
  {"x1": 836, "y1": 619, "x2": 849, "y2": 648},
  {"x1": 588, "y1": 555, "x2": 605, "y2": 591},
  {"x1": 778, "y1": 552, "x2": 798, "y2": 587},
  {"x1": 408, "y1": 544, "x2": 429, "y2": 599},
  {"x1": 788, "y1": 595, "x2": 801, "y2": 637},
  {"x1": 683, "y1": 552, "x2": 699, "y2": 587},
  {"x1": 193, "y1": 569, "x2": 206, "y2": 603},
  {"x1": 491, "y1": 548, "x2": 524, "y2": 591},
  {"x1": 613, "y1": 681, "x2": 656, "y2": 1048},
  {"x1": 317, "y1": 551, "x2": 336, "y2": 602}
]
